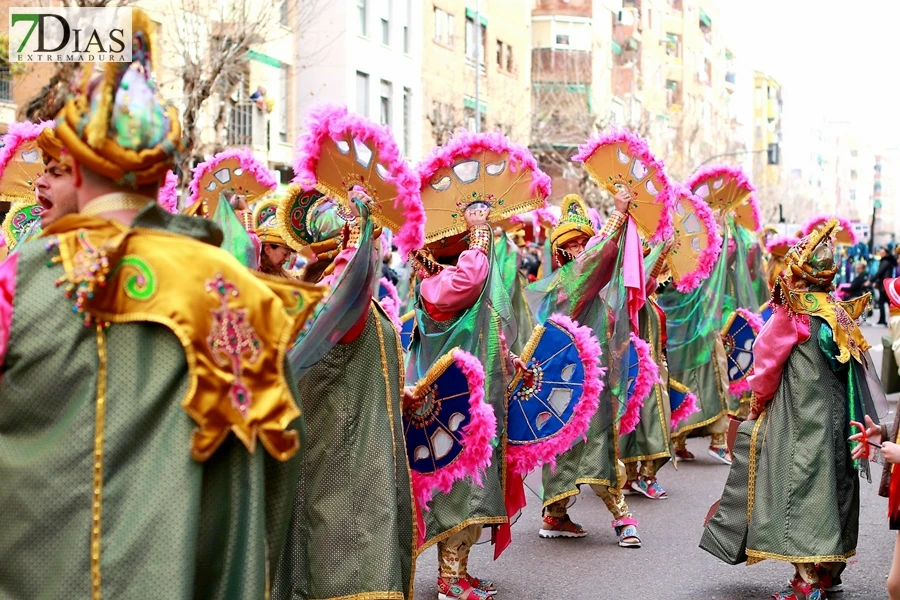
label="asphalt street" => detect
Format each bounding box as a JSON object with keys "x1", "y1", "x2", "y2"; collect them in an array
[{"x1": 413, "y1": 325, "x2": 898, "y2": 600}]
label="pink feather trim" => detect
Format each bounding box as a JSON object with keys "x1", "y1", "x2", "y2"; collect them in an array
[
  {"x1": 801, "y1": 214, "x2": 858, "y2": 245},
  {"x1": 766, "y1": 235, "x2": 799, "y2": 255},
  {"x1": 158, "y1": 170, "x2": 179, "y2": 214},
  {"x1": 0, "y1": 120, "x2": 53, "y2": 176},
  {"x1": 416, "y1": 129, "x2": 552, "y2": 203},
  {"x1": 728, "y1": 308, "x2": 764, "y2": 396},
  {"x1": 619, "y1": 333, "x2": 660, "y2": 436},
  {"x1": 686, "y1": 163, "x2": 760, "y2": 231},
  {"x1": 505, "y1": 314, "x2": 606, "y2": 477},
  {"x1": 572, "y1": 128, "x2": 676, "y2": 244},
  {"x1": 187, "y1": 148, "x2": 277, "y2": 205},
  {"x1": 411, "y1": 349, "x2": 497, "y2": 508},
  {"x1": 587, "y1": 207, "x2": 602, "y2": 231},
  {"x1": 378, "y1": 276, "x2": 402, "y2": 329},
  {"x1": 671, "y1": 184, "x2": 723, "y2": 293},
  {"x1": 670, "y1": 391, "x2": 699, "y2": 430},
  {"x1": 292, "y1": 104, "x2": 424, "y2": 257}
]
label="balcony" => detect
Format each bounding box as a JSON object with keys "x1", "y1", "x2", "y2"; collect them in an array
[
  {"x1": 666, "y1": 62, "x2": 683, "y2": 82},
  {"x1": 532, "y1": 48, "x2": 593, "y2": 84}
]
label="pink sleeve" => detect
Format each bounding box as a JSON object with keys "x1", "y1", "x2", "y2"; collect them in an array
[
  {"x1": 319, "y1": 246, "x2": 357, "y2": 288},
  {"x1": 748, "y1": 309, "x2": 810, "y2": 406},
  {"x1": 420, "y1": 248, "x2": 489, "y2": 313},
  {"x1": 0, "y1": 252, "x2": 18, "y2": 372}
]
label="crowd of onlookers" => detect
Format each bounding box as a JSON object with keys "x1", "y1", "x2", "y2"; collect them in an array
[{"x1": 841, "y1": 245, "x2": 900, "y2": 326}]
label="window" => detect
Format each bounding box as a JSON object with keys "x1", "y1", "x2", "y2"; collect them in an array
[
  {"x1": 506, "y1": 43, "x2": 513, "y2": 71},
  {"x1": 433, "y1": 7, "x2": 454, "y2": 47},
  {"x1": 496, "y1": 40, "x2": 503, "y2": 68},
  {"x1": 380, "y1": 80, "x2": 392, "y2": 127},
  {"x1": 403, "y1": 0, "x2": 410, "y2": 53},
  {"x1": 0, "y1": 65, "x2": 11, "y2": 102},
  {"x1": 555, "y1": 34, "x2": 570, "y2": 45},
  {"x1": 358, "y1": 0, "x2": 367, "y2": 36},
  {"x1": 227, "y1": 102, "x2": 253, "y2": 146},
  {"x1": 278, "y1": 65, "x2": 289, "y2": 142},
  {"x1": 356, "y1": 71, "x2": 370, "y2": 117},
  {"x1": 280, "y1": 1, "x2": 289, "y2": 26},
  {"x1": 381, "y1": 0, "x2": 391, "y2": 45},
  {"x1": 465, "y1": 16, "x2": 484, "y2": 63},
  {"x1": 402, "y1": 87, "x2": 411, "y2": 156},
  {"x1": 464, "y1": 106, "x2": 486, "y2": 133}
]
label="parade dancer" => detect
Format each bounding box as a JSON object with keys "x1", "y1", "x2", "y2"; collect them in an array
[
  {"x1": 408, "y1": 131, "x2": 548, "y2": 600},
  {"x1": 272, "y1": 105, "x2": 424, "y2": 600},
  {"x1": 34, "y1": 127, "x2": 79, "y2": 227},
  {"x1": 527, "y1": 192, "x2": 645, "y2": 547},
  {"x1": 0, "y1": 120, "x2": 53, "y2": 260},
  {"x1": 702, "y1": 219, "x2": 886, "y2": 600},
  {"x1": 0, "y1": 12, "x2": 323, "y2": 598}
]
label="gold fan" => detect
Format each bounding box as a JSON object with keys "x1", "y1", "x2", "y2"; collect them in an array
[
  {"x1": 665, "y1": 189, "x2": 718, "y2": 291},
  {"x1": 421, "y1": 148, "x2": 547, "y2": 245},
  {"x1": 578, "y1": 137, "x2": 671, "y2": 240},
  {"x1": 184, "y1": 155, "x2": 275, "y2": 218}
]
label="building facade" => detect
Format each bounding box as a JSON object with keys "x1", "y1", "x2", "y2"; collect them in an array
[{"x1": 422, "y1": 0, "x2": 531, "y2": 153}]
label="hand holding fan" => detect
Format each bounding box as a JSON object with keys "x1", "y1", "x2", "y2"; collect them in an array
[
  {"x1": 573, "y1": 129, "x2": 675, "y2": 243},
  {"x1": 417, "y1": 130, "x2": 550, "y2": 246},
  {"x1": 293, "y1": 104, "x2": 424, "y2": 257}
]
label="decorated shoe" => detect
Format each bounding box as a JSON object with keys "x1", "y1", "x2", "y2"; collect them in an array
[
  {"x1": 539, "y1": 514, "x2": 587, "y2": 538},
  {"x1": 708, "y1": 445, "x2": 733, "y2": 465},
  {"x1": 674, "y1": 447, "x2": 695, "y2": 461},
  {"x1": 621, "y1": 483, "x2": 634, "y2": 496},
  {"x1": 612, "y1": 517, "x2": 641, "y2": 548},
  {"x1": 466, "y1": 575, "x2": 497, "y2": 596},
  {"x1": 630, "y1": 476, "x2": 669, "y2": 500},
  {"x1": 438, "y1": 577, "x2": 492, "y2": 600},
  {"x1": 772, "y1": 574, "x2": 826, "y2": 600}
]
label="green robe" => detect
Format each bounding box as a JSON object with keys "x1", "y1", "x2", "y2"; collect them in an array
[
  {"x1": 701, "y1": 317, "x2": 861, "y2": 565},
  {"x1": 0, "y1": 205, "x2": 303, "y2": 599},
  {"x1": 273, "y1": 304, "x2": 415, "y2": 600}
]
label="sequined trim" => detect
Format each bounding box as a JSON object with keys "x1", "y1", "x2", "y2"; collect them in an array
[
  {"x1": 621, "y1": 451, "x2": 671, "y2": 464},
  {"x1": 746, "y1": 410, "x2": 768, "y2": 524},
  {"x1": 310, "y1": 592, "x2": 405, "y2": 600},
  {"x1": 745, "y1": 548, "x2": 856, "y2": 566},
  {"x1": 91, "y1": 324, "x2": 108, "y2": 600},
  {"x1": 417, "y1": 517, "x2": 507, "y2": 554},
  {"x1": 541, "y1": 489, "x2": 580, "y2": 509},
  {"x1": 372, "y1": 303, "x2": 418, "y2": 599}
]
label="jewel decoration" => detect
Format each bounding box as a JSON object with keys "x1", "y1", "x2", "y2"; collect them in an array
[{"x1": 205, "y1": 274, "x2": 262, "y2": 419}]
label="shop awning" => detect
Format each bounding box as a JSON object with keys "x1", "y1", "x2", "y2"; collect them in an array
[{"x1": 699, "y1": 8, "x2": 711, "y2": 28}]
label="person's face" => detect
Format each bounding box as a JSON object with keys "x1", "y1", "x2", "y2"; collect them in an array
[
  {"x1": 264, "y1": 243, "x2": 292, "y2": 266},
  {"x1": 561, "y1": 235, "x2": 589, "y2": 258},
  {"x1": 35, "y1": 158, "x2": 78, "y2": 226},
  {"x1": 856, "y1": 263, "x2": 865, "y2": 275}
]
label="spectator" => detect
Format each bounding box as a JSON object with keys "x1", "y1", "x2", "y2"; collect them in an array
[
  {"x1": 520, "y1": 245, "x2": 542, "y2": 281},
  {"x1": 847, "y1": 260, "x2": 872, "y2": 299},
  {"x1": 872, "y1": 248, "x2": 898, "y2": 325}
]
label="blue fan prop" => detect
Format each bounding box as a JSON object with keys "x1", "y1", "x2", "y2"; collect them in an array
[
  {"x1": 403, "y1": 354, "x2": 472, "y2": 475},
  {"x1": 760, "y1": 302, "x2": 773, "y2": 323},
  {"x1": 399, "y1": 312, "x2": 414, "y2": 352},
  {"x1": 669, "y1": 380, "x2": 691, "y2": 415},
  {"x1": 508, "y1": 321, "x2": 586, "y2": 445},
  {"x1": 721, "y1": 311, "x2": 758, "y2": 385}
]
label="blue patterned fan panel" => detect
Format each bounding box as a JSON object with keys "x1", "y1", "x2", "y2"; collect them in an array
[
  {"x1": 378, "y1": 282, "x2": 391, "y2": 301},
  {"x1": 508, "y1": 321, "x2": 586, "y2": 445},
  {"x1": 760, "y1": 303, "x2": 773, "y2": 323},
  {"x1": 722, "y1": 312, "x2": 757, "y2": 384},
  {"x1": 399, "y1": 315, "x2": 414, "y2": 351},
  {"x1": 619, "y1": 343, "x2": 640, "y2": 419},
  {"x1": 669, "y1": 384, "x2": 689, "y2": 414},
  {"x1": 404, "y1": 357, "x2": 472, "y2": 475}
]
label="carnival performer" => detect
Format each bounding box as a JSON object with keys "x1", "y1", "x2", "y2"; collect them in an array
[
  {"x1": 253, "y1": 196, "x2": 297, "y2": 278},
  {"x1": 621, "y1": 240, "x2": 676, "y2": 499},
  {"x1": 701, "y1": 220, "x2": 886, "y2": 600},
  {"x1": 272, "y1": 105, "x2": 422, "y2": 600},
  {"x1": 407, "y1": 131, "x2": 547, "y2": 600},
  {"x1": 659, "y1": 166, "x2": 762, "y2": 464},
  {"x1": 527, "y1": 191, "x2": 645, "y2": 547},
  {"x1": 34, "y1": 127, "x2": 78, "y2": 227},
  {"x1": 0, "y1": 11, "x2": 324, "y2": 599},
  {"x1": 0, "y1": 121, "x2": 53, "y2": 261}
]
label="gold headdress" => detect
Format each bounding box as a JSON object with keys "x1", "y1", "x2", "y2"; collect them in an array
[
  {"x1": 782, "y1": 218, "x2": 838, "y2": 289},
  {"x1": 253, "y1": 195, "x2": 287, "y2": 247},
  {"x1": 550, "y1": 194, "x2": 595, "y2": 253},
  {"x1": 54, "y1": 9, "x2": 181, "y2": 188}
]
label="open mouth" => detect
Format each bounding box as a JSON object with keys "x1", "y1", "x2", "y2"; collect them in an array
[{"x1": 37, "y1": 194, "x2": 53, "y2": 211}]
